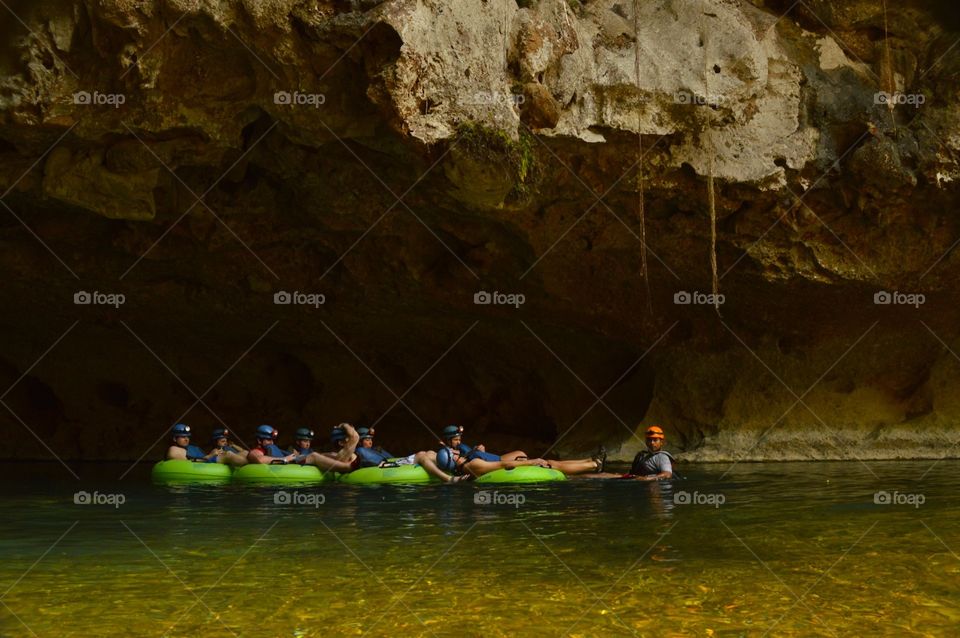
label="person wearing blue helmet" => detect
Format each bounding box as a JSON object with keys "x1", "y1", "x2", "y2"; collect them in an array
[
  {"x1": 430, "y1": 445, "x2": 603, "y2": 481},
  {"x1": 288, "y1": 425, "x2": 355, "y2": 473},
  {"x1": 247, "y1": 425, "x2": 299, "y2": 464},
  {"x1": 354, "y1": 427, "x2": 395, "y2": 468},
  {"x1": 247, "y1": 423, "x2": 359, "y2": 474},
  {"x1": 420, "y1": 426, "x2": 606, "y2": 481},
  {"x1": 318, "y1": 423, "x2": 363, "y2": 472},
  {"x1": 209, "y1": 427, "x2": 248, "y2": 467},
  {"x1": 439, "y1": 424, "x2": 528, "y2": 463},
  {"x1": 287, "y1": 427, "x2": 316, "y2": 460},
  {"x1": 165, "y1": 423, "x2": 222, "y2": 462},
  {"x1": 410, "y1": 424, "x2": 525, "y2": 482}
]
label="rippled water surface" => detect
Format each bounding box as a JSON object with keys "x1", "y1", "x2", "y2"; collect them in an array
[{"x1": 1, "y1": 461, "x2": 958, "y2": 637}]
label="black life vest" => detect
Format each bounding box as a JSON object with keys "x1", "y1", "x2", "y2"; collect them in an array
[{"x1": 630, "y1": 450, "x2": 677, "y2": 477}]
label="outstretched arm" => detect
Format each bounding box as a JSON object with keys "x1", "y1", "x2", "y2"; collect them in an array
[
  {"x1": 637, "y1": 470, "x2": 672, "y2": 481},
  {"x1": 637, "y1": 456, "x2": 672, "y2": 480},
  {"x1": 335, "y1": 424, "x2": 360, "y2": 462},
  {"x1": 248, "y1": 450, "x2": 295, "y2": 464}
]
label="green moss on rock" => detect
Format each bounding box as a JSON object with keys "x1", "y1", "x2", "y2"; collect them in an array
[{"x1": 455, "y1": 121, "x2": 539, "y2": 201}]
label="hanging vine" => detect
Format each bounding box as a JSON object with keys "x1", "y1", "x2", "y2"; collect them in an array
[
  {"x1": 704, "y1": 31, "x2": 721, "y2": 315},
  {"x1": 880, "y1": 0, "x2": 897, "y2": 131},
  {"x1": 634, "y1": 0, "x2": 652, "y2": 314},
  {"x1": 708, "y1": 138, "x2": 719, "y2": 313}
]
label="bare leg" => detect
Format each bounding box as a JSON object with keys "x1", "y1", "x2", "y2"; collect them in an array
[
  {"x1": 500, "y1": 451, "x2": 528, "y2": 461},
  {"x1": 464, "y1": 458, "x2": 600, "y2": 477},
  {"x1": 304, "y1": 452, "x2": 353, "y2": 473},
  {"x1": 415, "y1": 450, "x2": 455, "y2": 482},
  {"x1": 570, "y1": 472, "x2": 629, "y2": 479},
  {"x1": 541, "y1": 459, "x2": 601, "y2": 476},
  {"x1": 219, "y1": 451, "x2": 248, "y2": 467}
]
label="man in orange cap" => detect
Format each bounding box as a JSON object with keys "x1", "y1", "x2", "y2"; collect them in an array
[
  {"x1": 574, "y1": 425, "x2": 676, "y2": 481},
  {"x1": 627, "y1": 426, "x2": 674, "y2": 480}
]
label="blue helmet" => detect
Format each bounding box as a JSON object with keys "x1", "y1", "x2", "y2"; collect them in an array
[
  {"x1": 256, "y1": 424, "x2": 276, "y2": 439},
  {"x1": 294, "y1": 428, "x2": 314, "y2": 440},
  {"x1": 357, "y1": 427, "x2": 372, "y2": 440},
  {"x1": 171, "y1": 423, "x2": 191, "y2": 438},
  {"x1": 330, "y1": 426, "x2": 347, "y2": 443},
  {"x1": 211, "y1": 428, "x2": 229, "y2": 441},
  {"x1": 441, "y1": 424, "x2": 463, "y2": 440},
  {"x1": 436, "y1": 447, "x2": 457, "y2": 472}
]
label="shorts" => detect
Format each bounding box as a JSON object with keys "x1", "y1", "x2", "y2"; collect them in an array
[{"x1": 468, "y1": 450, "x2": 501, "y2": 462}]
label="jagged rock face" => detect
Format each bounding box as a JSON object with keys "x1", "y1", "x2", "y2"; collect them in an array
[{"x1": 1, "y1": 0, "x2": 959, "y2": 462}]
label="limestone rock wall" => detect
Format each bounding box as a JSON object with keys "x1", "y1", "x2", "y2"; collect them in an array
[{"x1": 1, "y1": 0, "x2": 959, "y2": 462}]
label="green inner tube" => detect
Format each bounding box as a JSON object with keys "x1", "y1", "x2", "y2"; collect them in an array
[
  {"x1": 338, "y1": 464, "x2": 440, "y2": 485},
  {"x1": 152, "y1": 460, "x2": 234, "y2": 484},
  {"x1": 338, "y1": 464, "x2": 567, "y2": 485},
  {"x1": 473, "y1": 466, "x2": 567, "y2": 484},
  {"x1": 232, "y1": 463, "x2": 332, "y2": 485}
]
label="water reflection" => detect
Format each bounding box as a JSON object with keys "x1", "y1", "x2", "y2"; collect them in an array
[{"x1": 2, "y1": 462, "x2": 959, "y2": 636}]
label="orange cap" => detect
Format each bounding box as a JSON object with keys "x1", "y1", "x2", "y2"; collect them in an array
[{"x1": 645, "y1": 426, "x2": 665, "y2": 439}]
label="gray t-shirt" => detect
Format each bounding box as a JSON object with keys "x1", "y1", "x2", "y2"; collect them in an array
[{"x1": 631, "y1": 451, "x2": 672, "y2": 476}]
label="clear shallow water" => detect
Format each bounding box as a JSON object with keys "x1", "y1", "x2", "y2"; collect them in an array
[{"x1": 1, "y1": 461, "x2": 958, "y2": 637}]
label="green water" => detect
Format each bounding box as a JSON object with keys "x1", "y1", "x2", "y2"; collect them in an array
[{"x1": 1, "y1": 461, "x2": 958, "y2": 637}]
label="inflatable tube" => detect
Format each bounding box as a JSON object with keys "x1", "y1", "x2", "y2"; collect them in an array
[
  {"x1": 474, "y1": 466, "x2": 566, "y2": 484},
  {"x1": 152, "y1": 460, "x2": 233, "y2": 484},
  {"x1": 232, "y1": 463, "x2": 332, "y2": 485},
  {"x1": 338, "y1": 464, "x2": 440, "y2": 485}
]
